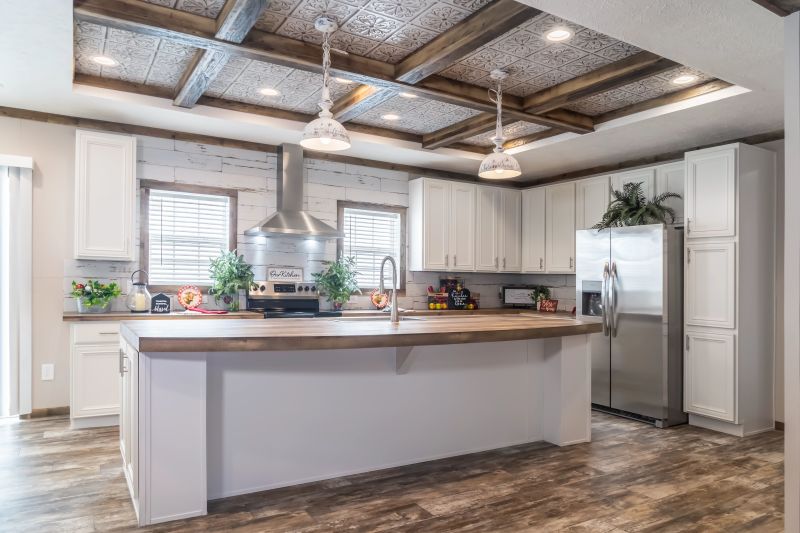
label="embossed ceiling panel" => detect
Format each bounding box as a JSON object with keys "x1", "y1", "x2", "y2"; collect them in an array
[
  {"x1": 351, "y1": 94, "x2": 481, "y2": 134},
  {"x1": 461, "y1": 120, "x2": 548, "y2": 147},
  {"x1": 440, "y1": 13, "x2": 641, "y2": 97},
  {"x1": 140, "y1": 0, "x2": 227, "y2": 18},
  {"x1": 204, "y1": 57, "x2": 356, "y2": 114},
  {"x1": 74, "y1": 21, "x2": 198, "y2": 90},
  {"x1": 563, "y1": 67, "x2": 713, "y2": 116},
  {"x1": 253, "y1": 0, "x2": 492, "y2": 64}
]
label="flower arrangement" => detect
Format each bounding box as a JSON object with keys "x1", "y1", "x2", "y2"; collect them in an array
[{"x1": 71, "y1": 280, "x2": 122, "y2": 313}]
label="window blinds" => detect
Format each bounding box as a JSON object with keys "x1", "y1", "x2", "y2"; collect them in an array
[
  {"x1": 342, "y1": 207, "x2": 401, "y2": 289},
  {"x1": 148, "y1": 189, "x2": 230, "y2": 285}
]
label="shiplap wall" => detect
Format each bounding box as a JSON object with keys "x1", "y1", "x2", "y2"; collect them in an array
[{"x1": 65, "y1": 135, "x2": 576, "y2": 312}]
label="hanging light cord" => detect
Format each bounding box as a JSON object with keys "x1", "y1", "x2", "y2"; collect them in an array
[
  {"x1": 488, "y1": 82, "x2": 504, "y2": 153},
  {"x1": 319, "y1": 26, "x2": 333, "y2": 118}
]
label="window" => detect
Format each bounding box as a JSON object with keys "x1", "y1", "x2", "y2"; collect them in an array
[
  {"x1": 140, "y1": 181, "x2": 237, "y2": 288},
  {"x1": 338, "y1": 202, "x2": 406, "y2": 290}
]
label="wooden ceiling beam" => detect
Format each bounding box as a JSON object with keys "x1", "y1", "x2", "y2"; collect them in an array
[
  {"x1": 422, "y1": 113, "x2": 507, "y2": 150},
  {"x1": 74, "y1": 0, "x2": 595, "y2": 135},
  {"x1": 331, "y1": 85, "x2": 397, "y2": 123},
  {"x1": 395, "y1": 0, "x2": 541, "y2": 84},
  {"x1": 522, "y1": 52, "x2": 678, "y2": 114},
  {"x1": 749, "y1": 0, "x2": 800, "y2": 16}
]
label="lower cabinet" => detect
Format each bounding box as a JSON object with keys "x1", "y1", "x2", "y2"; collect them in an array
[
  {"x1": 120, "y1": 339, "x2": 140, "y2": 518},
  {"x1": 70, "y1": 323, "x2": 120, "y2": 427},
  {"x1": 684, "y1": 330, "x2": 736, "y2": 422}
]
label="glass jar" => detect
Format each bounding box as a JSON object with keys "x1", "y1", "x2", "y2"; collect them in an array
[{"x1": 126, "y1": 270, "x2": 151, "y2": 313}]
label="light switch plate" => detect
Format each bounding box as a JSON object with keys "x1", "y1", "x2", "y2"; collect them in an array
[{"x1": 41, "y1": 363, "x2": 54, "y2": 381}]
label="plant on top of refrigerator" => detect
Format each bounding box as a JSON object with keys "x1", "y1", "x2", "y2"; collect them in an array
[{"x1": 594, "y1": 181, "x2": 681, "y2": 229}]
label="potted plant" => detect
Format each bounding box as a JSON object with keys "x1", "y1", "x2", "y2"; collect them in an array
[
  {"x1": 312, "y1": 256, "x2": 361, "y2": 311},
  {"x1": 208, "y1": 249, "x2": 254, "y2": 311},
  {"x1": 71, "y1": 280, "x2": 122, "y2": 313},
  {"x1": 530, "y1": 286, "x2": 551, "y2": 310},
  {"x1": 594, "y1": 182, "x2": 681, "y2": 229}
]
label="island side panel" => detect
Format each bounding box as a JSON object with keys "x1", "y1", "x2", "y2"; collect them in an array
[
  {"x1": 206, "y1": 341, "x2": 542, "y2": 499},
  {"x1": 139, "y1": 351, "x2": 207, "y2": 525},
  {"x1": 541, "y1": 334, "x2": 592, "y2": 446}
]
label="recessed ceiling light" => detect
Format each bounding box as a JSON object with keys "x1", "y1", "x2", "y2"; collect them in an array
[
  {"x1": 671, "y1": 74, "x2": 699, "y2": 85},
  {"x1": 91, "y1": 55, "x2": 118, "y2": 67},
  {"x1": 381, "y1": 113, "x2": 400, "y2": 121},
  {"x1": 259, "y1": 87, "x2": 280, "y2": 96},
  {"x1": 335, "y1": 77, "x2": 353, "y2": 84},
  {"x1": 399, "y1": 92, "x2": 418, "y2": 98},
  {"x1": 545, "y1": 28, "x2": 572, "y2": 42}
]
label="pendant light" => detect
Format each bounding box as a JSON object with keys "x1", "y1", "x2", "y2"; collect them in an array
[
  {"x1": 300, "y1": 16, "x2": 351, "y2": 152},
  {"x1": 479, "y1": 70, "x2": 521, "y2": 180}
]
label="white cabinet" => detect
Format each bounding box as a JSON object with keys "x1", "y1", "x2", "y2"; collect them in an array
[
  {"x1": 408, "y1": 178, "x2": 475, "y2": 272},
  {"x1": 475, "y1": 185, "x2": 501, "y2": 272},
  {"x1": 575, "y1": 175, "x2": 609, "y2": 230},
  {"x1": 70, "y1": 323, "x2": 120, "y2": 428},
  {"x1": 685, "y1": 147, "x2": 736, "y2": 238},
  {"x1": 499, "y1": 189, "x2": 521, "y2": 272},
  {"x1": 545, "y1": 182, "x2": 576, "y2": 273},
  {"x1": 521, "y1": 188, "x2": 546, "y2": 272},
  {"x1": 685, "y1": 242, "x2": 736, "y2": 329},
  {"x1": 74, "y1": 130, "x2": 136, "y2": 261},
  {"x1": 612, "y1": 167, "x2": 655, "y2": 199},
  {"x1": 685, "y1": 331, "x2": 736, "y2": 422},
  {"x1": 655, "y1": 162, "x2": 685, "y2": 225},
  {"x1": 120, "y1": 339, "x2": 140, "y2": 519}
]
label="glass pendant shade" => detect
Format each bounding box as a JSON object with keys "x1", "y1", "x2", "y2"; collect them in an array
[
  {"x1": 479, "y1": 151, "x2": 522, "y2": 179},
  {"x1": 301, "y1": 114, "x2": 351, "y2": 151}
]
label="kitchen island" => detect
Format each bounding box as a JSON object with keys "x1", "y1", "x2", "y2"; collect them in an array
[{"x1": 118, "y1": 314, "x2": 601, "y2": 526}]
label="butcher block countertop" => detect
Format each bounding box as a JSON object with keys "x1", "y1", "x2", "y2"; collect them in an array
[{"x1": 120, "y1": 313, "x2": 601, "y2": 353}]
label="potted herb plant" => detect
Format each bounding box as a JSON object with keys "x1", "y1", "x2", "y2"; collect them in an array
[
  {"x1": 71, "y1": 280, "x2": 122, "y2": 313},
  {"x1": 209, "y1": 249, "x2": 254, "y2": 311},
  {"x1": 530, "y1": 286, "x2": 551, "y2": 311},
  {"x1": 594, "y1": 182, "x2": 681, "y2": 229},
  {"x1": 312, "y1": 256, "x2": 361, "y2": 311}
]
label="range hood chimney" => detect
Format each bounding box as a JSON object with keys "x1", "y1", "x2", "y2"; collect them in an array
[{"x1": 245, "y1": 143, "x2": 343, "y2": 239}]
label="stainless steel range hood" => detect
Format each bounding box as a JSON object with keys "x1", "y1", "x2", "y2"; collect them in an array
[{"x1": 245, "y1": 143, "x2": 343, "y2": 239}]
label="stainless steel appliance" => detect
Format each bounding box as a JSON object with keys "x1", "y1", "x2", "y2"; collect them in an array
[
  {"x1": 576, "y1": 224, "x2": 686, "y2": 427},
  {"x1": 247, "y1": 281, "x2": 342, "y2": 318}
]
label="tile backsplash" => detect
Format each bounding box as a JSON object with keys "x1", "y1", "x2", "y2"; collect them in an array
[{"x1": 65, "y1": 135, "x2": 576, "y2": 313}]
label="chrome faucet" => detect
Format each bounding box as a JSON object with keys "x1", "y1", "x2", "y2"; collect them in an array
[{"x1": 379, "y1": 256, "x2": 399, "y2": 324}]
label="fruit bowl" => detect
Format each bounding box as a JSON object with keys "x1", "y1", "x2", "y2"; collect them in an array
[{"x1": 370, "y1": 289, "x2": 390, "y2": 310}]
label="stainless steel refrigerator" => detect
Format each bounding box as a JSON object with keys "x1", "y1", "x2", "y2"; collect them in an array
[{"x1": 576, "y1": 224, "x2": 686, "y2": 427}]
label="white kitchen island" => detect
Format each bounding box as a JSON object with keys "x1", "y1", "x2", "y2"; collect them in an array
[{"x1": 118, "y1": 314, "x2": 600, "y2": 526}]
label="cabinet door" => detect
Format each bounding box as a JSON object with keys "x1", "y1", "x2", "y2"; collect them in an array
[
  {"x1": 522, "y1": 188, "x2": 546, "y2": 272},
  {"x1": 612, "y1": 168, "x2": 655, "y2": 200},
  {"x1": 685, "y1": 147, "x2": 736, "y2": 238},
  {"x1": 449, "y1": 182, "x2": 476, "y2": 271},
  {"x1": 71, "y1": 344, "x2": 120, "y2": 418},
  {"x1": 685, "y1": 330, "x2": 736, "y2": 422},
  {"x1": 499, "y1": 189, "x2": 521, "y2": 272},
  {"x1": 655, "y1": 162, "x2": 685, "y2": 225},
  {"x1": 546, "y1": 182, "x2": 576, "y2": 273},
  {"x1": 475, "y1": 186, "x2": 501, "y2": 271},
  {"x1": 686, "y1": 242, "x2": 736, "y2": 329},
  {"x1": 74, "y1": 130, "x2": 136, "y2": 260},
  {"x1": 422, "y1": 179, "x2": 450, "y2": 270},
  {"x1": 576, "y1": 176, "x2": 610, "y2": 230}
]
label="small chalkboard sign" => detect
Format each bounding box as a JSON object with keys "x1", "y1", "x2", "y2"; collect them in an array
[
  {"x1": 150, "y1": 293, "x2": 171, "y2": 314},
  {"x1": 448, "y1": 287, "x2": 471, "y2": 310}
]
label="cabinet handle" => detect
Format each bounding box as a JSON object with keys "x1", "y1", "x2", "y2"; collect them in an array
[
  {"x1": 99, "y1": 332, "x2": 117, "y2": 335},
  {"x1": 453, "y1": 255, "x2": 457, "y2": 266},
  {"x1": 539, "y1": 258, "x2": 543, "y2": 270},
  {"x1": 686, "y1": 218, "x2": 691, "y2": 234},
  {"x1": 686, "y1": 334, "x2": 690, "y2": 350},
  {"x1": 119, "y1": 348, "x2": 125, "y2": 376},
  {"x1": 495, "y1": 257, "x2": 499, "y2": 269},
  {"x1": 569, "y1": 257, "x2": 573, "y2": 269},
  {"x1": 687, "y1": 249, "x2": 691, "y2": 263},
  {"x1": 503, "y1": 257, "x2": 506, "y2": 269},
  {"x1": 445, "y1": 254, "x2": 449, "y2": 267}
]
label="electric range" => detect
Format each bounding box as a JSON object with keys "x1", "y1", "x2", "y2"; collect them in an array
[{"x1": 247, "y1": 281, "x2": 342, "y2": 318}]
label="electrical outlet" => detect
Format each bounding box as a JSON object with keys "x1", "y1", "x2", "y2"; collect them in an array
[{"x1": 41, "y1": 363, "x2": 54, "y2": 381}]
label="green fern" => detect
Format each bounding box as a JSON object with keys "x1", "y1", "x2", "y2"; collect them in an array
[{"x1": 593, "y1": 182, "x2": 681, "y2": 230}]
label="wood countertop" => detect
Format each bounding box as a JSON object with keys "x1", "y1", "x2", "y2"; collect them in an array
[
  {"x1": 120, "y1": 313, "x2": 601, "y2": 353},
  {"x1": 62, "y1": 311, "x2": 263, "y2": 321}
]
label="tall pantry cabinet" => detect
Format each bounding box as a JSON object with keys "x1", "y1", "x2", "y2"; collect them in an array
[{"x1": 683, "y1": 143, "x2": 776, "y2": 436}]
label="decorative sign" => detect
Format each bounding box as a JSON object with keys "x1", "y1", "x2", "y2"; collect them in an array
[
  {"x1": 448, "y1": 287, "x2": 471, "y2": 310},
  {"x1": 150, "y1": 293, "x2": 171, "y2": 314},
  {"x1": 267, "y1": 267, "x2": 303, "y2": 282},
  {"x1": 539, "y1": 299, "x2": 559, "y2": 313},
  {"x1": 504, "y1": 288, "x2": 535, "y2": 306}
]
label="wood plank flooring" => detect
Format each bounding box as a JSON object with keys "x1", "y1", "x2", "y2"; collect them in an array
[{"x1": 0, "y1": 413, "x2": 783, "y2": 532}]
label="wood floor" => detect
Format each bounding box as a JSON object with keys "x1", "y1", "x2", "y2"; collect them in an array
[{"x1": 0, "y1": 413, "x2": 783, "y2": 532}]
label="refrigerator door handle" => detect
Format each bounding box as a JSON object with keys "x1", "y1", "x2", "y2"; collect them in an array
[
  {"x1": 601, "y1": 262, "x2": 610, "y2": 336},
  {"x1": 609, "y1": 261, "x2": 618, "y2": 337}
]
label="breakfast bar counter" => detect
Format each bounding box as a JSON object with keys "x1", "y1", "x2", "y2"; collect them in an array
[{"x1": 118, "y1": 314, "x2": 599, "y2": 526}]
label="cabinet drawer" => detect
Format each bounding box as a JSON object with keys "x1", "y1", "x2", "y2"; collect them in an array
[
  {"x1": 684, "y1": 330, "x2": 736, "y2": 422},
  {"x1": 72, "y1": 323, "x2": 120, "y2": 344}
]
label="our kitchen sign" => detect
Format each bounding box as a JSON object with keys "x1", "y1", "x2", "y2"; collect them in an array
[{"x1": 267, "y1": 267, "x2": 303, "y2": 282}]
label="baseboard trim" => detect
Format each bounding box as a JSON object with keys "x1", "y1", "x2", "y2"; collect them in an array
[
  {"x1": 19, "y1": 406, "x2": 70, "y2": 419},
  {"x1": 775, "y1": 421, "x2": 785, "y2": 431}
]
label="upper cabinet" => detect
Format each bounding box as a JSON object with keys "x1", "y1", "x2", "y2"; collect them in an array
[
  {"x1": 545, "y1": 182, "x2": 576, "y2": 273},
  {"x1": 655, "y1": 162, "x2": 685, "y2": 225},
  {"x1": 685, "y1": 147, "x2": 736, "y2": 238},
  {"x1": 499, "y1": 189, "x2": 522, "y2": 272},
  {"x1": 475, "y1": 185, "x2": 501, "y2": 272},
  {"x1": 449, "y1": 182, "x2": 476, "y2": 271},
  {"x1": 612, "y1": 167, "x2": 655, "y2": 200},
  {"x1": 521, "y1": 188, "x2": 546, "y2": 273},
  {"x1": 575, "y1": 175, "x2": 610, "y2": 230},
  {"x1": 74, "y1": 130, "x2": 136, "y2": 261}
]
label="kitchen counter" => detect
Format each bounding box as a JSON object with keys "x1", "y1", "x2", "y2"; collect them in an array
[
  {"x1": 62, "y1": 310, "x2": 262, "y2": 321},
  {"x1": 120, "y1": 313, "x2": 599, "y2": 352}
]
